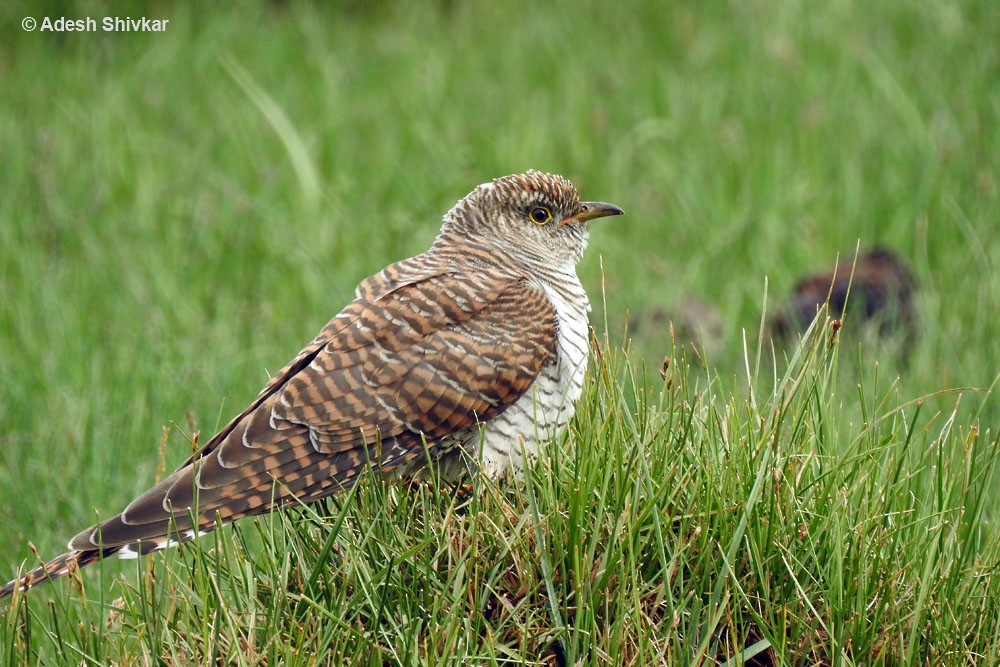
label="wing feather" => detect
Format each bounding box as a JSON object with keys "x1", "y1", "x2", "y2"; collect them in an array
[{"x1": 68, "y1": 258, "x2": 557, "y2": 551}]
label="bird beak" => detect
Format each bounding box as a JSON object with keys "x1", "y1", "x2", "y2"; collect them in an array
[{"x1": 562, "y1": 201, "x2": 625, "y2": 226}]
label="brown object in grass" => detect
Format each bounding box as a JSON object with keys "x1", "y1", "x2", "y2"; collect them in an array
[{"x1": 770, "y1": 247, "x2": 917, "y2": 352}]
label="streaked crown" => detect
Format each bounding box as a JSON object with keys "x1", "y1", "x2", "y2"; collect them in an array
[{"x1": 437, "y1": 170, "x2": 622, "y2": 267}]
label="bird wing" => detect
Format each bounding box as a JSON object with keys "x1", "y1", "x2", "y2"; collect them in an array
[{"x1": 68, "y1": 259, "x2": 558, "y2": 552}]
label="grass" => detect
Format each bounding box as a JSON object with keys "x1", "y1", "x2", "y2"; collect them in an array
[
  {"x1": 1, "y1": 0, "x2": 998, "y2": 663},
  {"x1": 3, "y1": 329, "x2": 998, "y2": 664}
]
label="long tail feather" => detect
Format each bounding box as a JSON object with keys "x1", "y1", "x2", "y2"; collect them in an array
[{"x1": 1, "y1": 548, "x2": 118, "y2": 599}]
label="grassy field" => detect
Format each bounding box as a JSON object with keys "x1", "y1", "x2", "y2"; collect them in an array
[{"x1": 1, "y1": 1, "x2": 998, "y2": 664}]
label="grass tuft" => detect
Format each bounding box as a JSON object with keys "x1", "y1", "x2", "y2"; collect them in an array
[{"x1": 5, "y1": 319, "x2": 997, "y2": 664}]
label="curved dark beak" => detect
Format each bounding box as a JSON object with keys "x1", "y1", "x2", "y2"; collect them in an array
[{"x1": 570, "y1": 201, "x2": 625, "y2": 224}]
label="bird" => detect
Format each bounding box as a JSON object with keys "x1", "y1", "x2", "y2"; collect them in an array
[{"x1": 1, "y1": 170, "x2": 623, "y2": 599}]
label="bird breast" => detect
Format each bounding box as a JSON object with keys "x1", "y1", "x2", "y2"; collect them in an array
[{"x1": 473, "y1": 267, "x2": 591, "y2": 478}]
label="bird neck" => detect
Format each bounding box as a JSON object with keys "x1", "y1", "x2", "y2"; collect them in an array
[{"x1": 430, "y1": 227, "x2": 580, "y2": 284}]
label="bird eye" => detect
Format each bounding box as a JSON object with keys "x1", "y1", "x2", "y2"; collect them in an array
[{"x1": 529, "y1": 206, "x2": 552, "y2": 225}]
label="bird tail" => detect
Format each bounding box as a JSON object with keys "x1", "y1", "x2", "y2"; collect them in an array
[{"x1": 1, "y1": 547, "x2": 117, "y2": 600}]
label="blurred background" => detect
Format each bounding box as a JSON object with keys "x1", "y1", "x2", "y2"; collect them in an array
[{"x1": 0, "y1": 0, "x2": 997, "y2": 568}]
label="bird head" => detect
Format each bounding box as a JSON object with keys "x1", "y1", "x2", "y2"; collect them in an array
[{"x1": 439, "y1": 170, "x2": 623, "y2": 266}]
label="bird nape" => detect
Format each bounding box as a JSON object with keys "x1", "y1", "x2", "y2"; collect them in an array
[{"x1": 2, "y1": 170, "x2": 623, "y2": 600}]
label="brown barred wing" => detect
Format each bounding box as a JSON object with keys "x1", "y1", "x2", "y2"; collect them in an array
[{"x1": 67, "y1": 271, "x2": 556, "y2": 553}]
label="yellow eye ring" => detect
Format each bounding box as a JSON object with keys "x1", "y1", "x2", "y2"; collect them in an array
[{"x1": 529, "y1": 206, "x2": 552, "y2": 225}]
